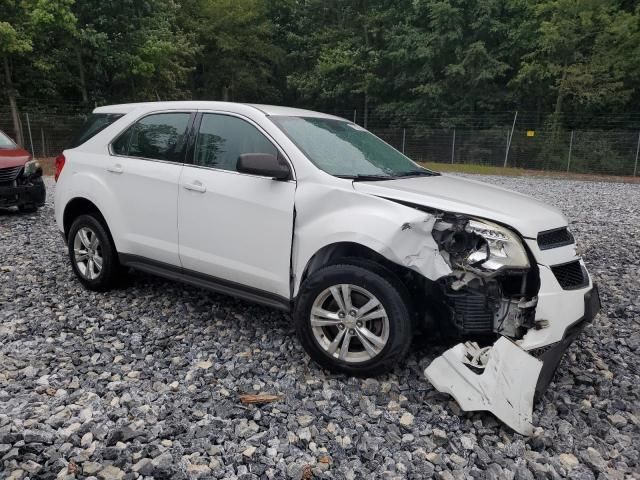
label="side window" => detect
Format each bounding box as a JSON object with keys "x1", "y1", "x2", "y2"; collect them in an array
[
  {"x1": 195, "y1": 114, "x2": 278, "y2": 171},
  {"x1": 112, "y1": 112, "x2": 190, "y2": 162}
]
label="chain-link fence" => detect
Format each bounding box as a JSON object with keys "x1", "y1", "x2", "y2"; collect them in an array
[
  {"x1": 0, "y1": 110, "x2": 84, "y2": 159},
  {"x1": 1, "y1": 106, "x2": 640, "y2": 176},
  {"x1": 371, "y1": 127, "x2": 640, "y2": 176}
]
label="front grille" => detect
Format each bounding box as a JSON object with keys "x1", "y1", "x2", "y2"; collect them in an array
[
  {"x1": 551, "y1": 261, "x2": 588, "y2": 290},
  {"x1": 0, "y1": 165, "x2": 22, "y2": 183},
  {"x1": 537, "y1": 227, "x2": 574, "y2": 250}
]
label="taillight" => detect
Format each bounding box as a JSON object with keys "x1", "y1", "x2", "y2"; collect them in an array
[{"x1": 54, "y1": 153, "x2": 65, "y2": 182}]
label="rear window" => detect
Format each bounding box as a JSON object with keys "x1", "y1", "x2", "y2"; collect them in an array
[{"x1": 69, "y1": 113, "x2": 123, "y2": 148}]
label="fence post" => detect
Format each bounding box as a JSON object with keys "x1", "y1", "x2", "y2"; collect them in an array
[
  {"x1": 40, "y1": 128, "x2": 46, "y2": 158},
  {"x1": 503, "y1": 130, "x2": 510, "y2": 167},
  {"x1": 567, "y1": 130, "x2": 574, "y2": 172},
  {"x1": 451, "y1": 128, "x2": 456, "y2": 164},
  {"x1": 353, "y1": 110, "x2": 357, "y2": 124},
  {"x1": 25, "y1": 113, "x2": 35, "y2": 157},
  {"x1": 634, "y1": 131, "x2": 640, "y2": 177},
  {"x1": 503, "y1": 111, "x2": 518, "y2": 168},
  {"x1": 402, "y1": 128, "x2": 406, "y2": 154}
]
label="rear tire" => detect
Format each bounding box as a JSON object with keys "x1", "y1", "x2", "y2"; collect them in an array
[
  {"x1": 67, "y1": 214, "x2": 120, "y2": 291},
  {"x1": 294, "y1": 263, "x2": 413, "y2": 376}
]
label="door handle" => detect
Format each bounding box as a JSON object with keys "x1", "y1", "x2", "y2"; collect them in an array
[
  {"x1": 107, "y1": 164, "x2": 124, "y2": 174},
  {"x1": 183, "y1": 181, "x2": 206, "y2": 193}
]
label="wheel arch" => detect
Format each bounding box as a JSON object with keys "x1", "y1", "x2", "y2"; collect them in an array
[
  {"x1": 63, "y1": 197, "x2": 117, "y2": 251},
  {"x1": 295, "y1": 241, "x2": 429, "y2": 314}
]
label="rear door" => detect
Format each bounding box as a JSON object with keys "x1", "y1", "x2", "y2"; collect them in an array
[
  {"x1": 177, "y1": 112, "x2": 296, "y2": 298},
  {"x1": 106, "y1": 111, "x2": 194, "y2": 266}
]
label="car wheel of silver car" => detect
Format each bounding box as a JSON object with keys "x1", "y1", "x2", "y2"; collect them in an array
[
  {"x1": 68, "y1": 214, "x2": 119, "y2": 291},
  {"x1": 294, "y1": 263, "x2": 413, "y2": 376}
]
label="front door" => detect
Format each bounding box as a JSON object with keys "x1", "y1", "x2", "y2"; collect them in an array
[{"x1": 178, "y1": 113, "x2": 296, "y2": 298}]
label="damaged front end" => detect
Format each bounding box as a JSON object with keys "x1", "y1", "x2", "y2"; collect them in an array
[{"x1": 423, "y1": 215, "x2": 599, "y2": 435}]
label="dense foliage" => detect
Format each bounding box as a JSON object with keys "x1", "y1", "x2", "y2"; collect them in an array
[{"x1": 1, "y1": 0, "x2": 639, "y2": 144}]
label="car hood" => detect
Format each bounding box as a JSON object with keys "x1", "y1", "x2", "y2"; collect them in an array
[
  {"x1": 353, "y1": 174, "x2": 567, "y2": 238},
  {"x1": 0, "y1": 147, "x2": 31, "y2": 168}
]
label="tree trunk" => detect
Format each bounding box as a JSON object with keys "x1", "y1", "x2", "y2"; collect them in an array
[
  {"x1": 75, "y1": 46, "x2": 89, "y2": 103},
  {"x1": 362, "y1": 0, "x2": 369, "y2": 130},
  {"x1": 3, "y1": 56, "x2": 23, "y2": 146},
  {"x1": 551, "y1": 70, "x2": 567, "y2": 139},
  {"x1": 363, "y1": 91, "x2": 369, "y2": 129}
]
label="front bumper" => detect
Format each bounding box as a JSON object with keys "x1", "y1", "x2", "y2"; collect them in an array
[
  {"x1": 425, "y1": 282, "x2": 600, "y2": 435},
  {"x1": 0, "y1": 179, "x2": 46, "y2": 208},
  {"x1": 533, "y1": 283, "x2": 600, "y2": 399}
]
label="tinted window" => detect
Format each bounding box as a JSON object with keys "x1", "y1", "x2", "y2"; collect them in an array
[
  {"x1": 195, "y1": 114, "x2": 277, "y2": 171},
  {"x1": 113, "y1": 112, "x2": 190, "y2": 162},
  {"x1": 70, "y1": 113, "x2": 123, "y2": 148}
]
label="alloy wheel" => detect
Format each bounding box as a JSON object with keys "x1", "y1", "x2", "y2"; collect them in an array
[
  {"x1": 310, "y1": 283, "x2": 390, "y2": 363},
  {"x1": 73, "y1": 227, "x2": 103, "y2": 280}
]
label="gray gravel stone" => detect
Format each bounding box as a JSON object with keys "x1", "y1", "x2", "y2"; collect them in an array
[{"x1": 1, "y1": 176, "x2": 639, "y2": 478}]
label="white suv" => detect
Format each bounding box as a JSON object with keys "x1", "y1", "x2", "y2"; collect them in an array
[{"x1": 55, "y1": 102, "x2": 599, "y2": 434}]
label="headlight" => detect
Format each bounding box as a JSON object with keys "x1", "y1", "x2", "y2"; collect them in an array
[
  {"x1": 465, "y1": 219, "x2": 529, "y2": 270},
  {"x1": 23, "y1": 160, "x2": 41, "y2": 177}
]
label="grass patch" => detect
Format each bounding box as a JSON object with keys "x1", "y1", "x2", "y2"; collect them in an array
[
  {"x1": 419, "y1": 162, "x2": 528, "y2": 176},
  {"x1": 419, "y1": 161, "x2": 640, "y2": 184}
]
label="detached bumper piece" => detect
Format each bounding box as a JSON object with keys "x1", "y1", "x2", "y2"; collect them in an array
[
  {"x1": 0, "y1": 179, "x2": 46, "y2": 209},
  {"x1": 425, "y1": 285, "x2": 600, "y2": 435}
]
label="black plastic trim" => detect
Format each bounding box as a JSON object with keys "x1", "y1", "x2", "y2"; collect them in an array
[
  {"x1": 537, "y1": 227, "x2": 574, "y2": 250},
  {"x1": 550, "y1": 259, "x2": 589, "y2": 290},
  {"x1": 119, "y1": 253, "x2": 291, "y2": 312},
  {"x1": 533, "y1": 283, "x2": 600, "y2": 401},
  {"x1": 0, "y1": 178, "x2": 46, "y2": 208}
]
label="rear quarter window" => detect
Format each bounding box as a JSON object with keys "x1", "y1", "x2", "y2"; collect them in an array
[{"x1": 69, "y1": 113, "x2": 123, "y2": 148}]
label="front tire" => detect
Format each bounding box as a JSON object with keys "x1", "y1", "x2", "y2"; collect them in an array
[
  {"x1": 294, "y1": 264, "x2": 413, "y2": 376},
  {"x1": 67, "y1": 214, "x2": 119, "y2": 291}
]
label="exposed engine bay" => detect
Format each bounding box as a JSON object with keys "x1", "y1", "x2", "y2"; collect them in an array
[{"x1": 431, "y1": 214, "x2": 540, "y2": 342}]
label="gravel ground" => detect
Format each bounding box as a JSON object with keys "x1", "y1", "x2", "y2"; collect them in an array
[{"x1": 1, "y1": 175, "x2": 638, "y2": 480}]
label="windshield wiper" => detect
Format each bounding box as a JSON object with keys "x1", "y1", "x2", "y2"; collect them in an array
[
  {"x1": 394, "y1": 170, "x2": 439, "y2": 178},
  {"x1": 336, "y1": 174, "x2": 395, "y2": 181}
]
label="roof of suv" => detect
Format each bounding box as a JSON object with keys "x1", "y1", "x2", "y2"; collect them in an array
[{"x1": 92, "y1": 101, "x2": 344, "y2": 120}]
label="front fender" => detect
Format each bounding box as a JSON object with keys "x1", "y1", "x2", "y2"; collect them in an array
[{"x1": 292, "y1": 182, "x2": 452, "y2": 295}]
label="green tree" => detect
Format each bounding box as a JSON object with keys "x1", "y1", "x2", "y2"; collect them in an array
[
  {"x1": 0, "y1": 0, "x2": 75, "y2": 144},
  {"x1": 179, "y1": 0, "x2": 283, "y2": 102},
  {"x1": 516, "y1": 0, "x2": 632, "y2": 134},
  {"x1": 71, "y1": 0, "x2": 195, "y2": 102}
]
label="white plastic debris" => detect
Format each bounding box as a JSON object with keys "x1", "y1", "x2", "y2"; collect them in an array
[{"x1": 425, "y1": 337, "x2": 543, "y2": 435}]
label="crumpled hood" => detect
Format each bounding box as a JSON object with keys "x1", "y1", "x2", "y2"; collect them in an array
[
  {"x1": 0, "y1": 147, "x2": 31, "y2": 168},
  {"x1": 353, "y1": 174, "x2": 567, "y2": 238}
]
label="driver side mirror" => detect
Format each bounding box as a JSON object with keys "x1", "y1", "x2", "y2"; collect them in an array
[{"x1": 237, "y1": 153, "x2": 290, "y2": 180}]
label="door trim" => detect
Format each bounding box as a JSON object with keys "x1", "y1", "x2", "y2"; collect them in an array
[{"x1": 119, "y1": 253, "x2": 292, "y2": 311}]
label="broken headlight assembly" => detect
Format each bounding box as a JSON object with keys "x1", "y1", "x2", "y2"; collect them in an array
[
  {"x1": 464, "y1": 219, "x2": 529, "y2": 271},
  {"x1": 432, "y1": 216, "x2": 537, "y2": 338},
  {"x1": 436, "y1": 217, "x2": 529, "y2": 273},
  {"x1": 22, "y1": 160, "x2": 42, "y2": 178}
]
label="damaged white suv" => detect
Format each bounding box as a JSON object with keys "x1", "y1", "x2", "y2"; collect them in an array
[{"x1": 55, "y1": 102, "x2": 599, "y2": 434}]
